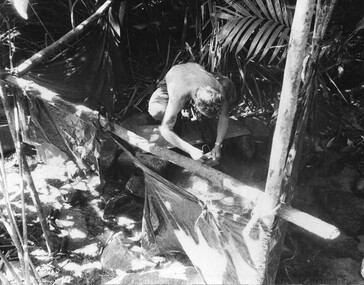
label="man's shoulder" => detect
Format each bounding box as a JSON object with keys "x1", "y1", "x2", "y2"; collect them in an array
[
  {"x1": 211, "y1": 73, "x2": 236, "y2": 105},
  {"x1": 167, "y1": 62, "x2": 204, "y2": 76}
]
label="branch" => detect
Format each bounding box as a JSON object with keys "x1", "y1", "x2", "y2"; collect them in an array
[
  {"x1": 14, "y1": 0, "x2": 113, "y2": 77},
  {"x1": 279, "y1": 204, "x2": 340, "y2": 239}
]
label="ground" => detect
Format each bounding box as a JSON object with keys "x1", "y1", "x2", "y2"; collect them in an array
[{"x1": 1, "y1": 134, "x2": 364, "y2": 284}]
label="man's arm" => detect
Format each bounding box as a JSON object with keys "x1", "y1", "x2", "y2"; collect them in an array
[
  {"x1": 210, "y1": 77, "x2": 236, "y2": 160},
  {"x1": 211, "y1": 103, "x2": 229, "y2": 160},
  {"x1": 159, "y1": 98, "x2": 204, "y2": 160}
]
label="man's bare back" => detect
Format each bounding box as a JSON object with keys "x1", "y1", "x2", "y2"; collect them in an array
[
  {"x1": 148, "y1": 62, "x2": 236, "y2": 161},
  {"x1": 165, "y1": 63, "x2": 224, "y2": 103}
]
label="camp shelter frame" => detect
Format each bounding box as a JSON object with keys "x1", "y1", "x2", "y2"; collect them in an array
[{"x1": 0, "y1": 0, "x2": 340, "y2": 283}]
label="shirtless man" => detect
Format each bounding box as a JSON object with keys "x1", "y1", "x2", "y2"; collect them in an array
[{"x1": 148, "y1": 62, "x2": 236, "y2": 161}]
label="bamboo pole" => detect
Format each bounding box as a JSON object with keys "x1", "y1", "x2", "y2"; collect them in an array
[
  {"x1": 14, "y1": 99, "x2": 31, "y2": 285},
  {"x1": 1, "y1": 75, "x2": 340, "y2": 240},
  {"x1": 21, "y1": 151, "x2": 54, "y2": 254},
  {"x1": 0, "y1": 83, "x2": 25, "y2": 266},
  {"x1": 0, "y1": 86, "x2": 46, "y2": 285},
  {"x1": 14, "y1": 0, "x2": 113, "y2": 77},
  {"x1": 0, "y1": 80, "x2": 53, "y2": 255}
]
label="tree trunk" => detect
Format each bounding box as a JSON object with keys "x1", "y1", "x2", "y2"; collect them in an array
[
  {"x1": 263, "y1": 0, "x2": 314, "y2": 222},
  {"x1": 257, "y1": 1, "x2": 315, "y2": 284}
]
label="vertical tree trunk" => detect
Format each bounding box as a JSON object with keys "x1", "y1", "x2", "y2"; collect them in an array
[
  {"x1": 263, "y1": 0, "x2": 314, "y2": 219},
  {"x1": 257, "y1": 0, "x2": 315, "y2": 283},
  {"x1": 264, "y1": 1, "x2": 338, "y2": 282}
]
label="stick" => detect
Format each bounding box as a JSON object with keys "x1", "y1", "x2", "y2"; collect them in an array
[
  {"x1": 279, "y1": 204, "x2": 340, "y2": 239},
  {"x1": 21, "y1": 150, "x2": 53, "y2": 255},
  {"x1": 1, "y1": 79, "x2": 49, "y2": 282},
  {"x1": 14, "y1": 0, "x2": 113, "y2": 77},
  {"x1": 1, "y1": 78, "x2": 70, "y2": 255},
  {"x1": 0, "y1": 250, "x2": 23, "y2": 285},
  {"x1": 0, "y1": 82, "x2": 25, "y2": 265}
]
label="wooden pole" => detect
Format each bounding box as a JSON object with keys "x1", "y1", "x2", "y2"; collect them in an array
[
  {"x1": 264, "y1": 3, "x2": 339, "y2": 282},
  {"x1": 14, "y1": 0, "x2": 113, "y2": 77},
  {"x1": 278, "y1": 204, "x2": 340, "y2": 239},
  {"x1": 261, "y1": 0, "x2": 314, "y2": 224},
  {"x1": 242, "y1": 1, "x2": 315, "y2": 284},
  {"x1": 0, "y1": 80, "x2": 54, "y2": 255},
  {"x1": 21, "y1": 152, "x2": 54, "y2": 254},
  {"x1": 0, "y1": 82, "x2": 25, "y2": 265}
]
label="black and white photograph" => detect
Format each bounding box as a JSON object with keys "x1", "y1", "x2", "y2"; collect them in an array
[{"x1": 0, "y1": 0, "x2": 364, "y2": 284}]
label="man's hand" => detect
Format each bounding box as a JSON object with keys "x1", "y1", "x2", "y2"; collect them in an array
[
  {"x1": 211, "y1": 144, "x2": 222, "y2": 160},
  {"x1": 189, "y1": 148, "x2": 204, "y2": 160}
]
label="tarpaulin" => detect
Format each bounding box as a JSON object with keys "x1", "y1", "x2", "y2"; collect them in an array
[{"x1": 114, "y1": 142, "x2": 267, "y2": 285}]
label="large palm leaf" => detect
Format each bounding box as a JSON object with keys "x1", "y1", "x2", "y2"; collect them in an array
[{"x1": 215, "y1": 0, "x2": 291, "y2": 64}]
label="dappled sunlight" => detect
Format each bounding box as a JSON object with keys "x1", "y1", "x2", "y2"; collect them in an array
[
  {"x1": 116, "y1": 216, "x2": 140, "y2": 230},
  {"x1": 173, "y1": 226, "x2": 227, "y2": 284},
  {"x1": 105, "y1": 261, "x2": 203, "y2": 285},
  {"x1": 30, "y1": 248, "x2": 52, "y2": 262},
  {"x1": 222, "y1": 177, "x2": 262, "y2": 203},
  {"x1": 58, "y1": 217, "x2": 75, "y2": 227},
  {"x1": 68, "y1": 228, "x2": 87, "y2": 241},
  {"x1": 74, "y1": 243, "x2": 101, "y2": 257},
  {"x1": 75, "y1": 105, "x2": 98, "y2": 117},
  {"x1": 60, "y1": 260, "x2": 102, "y2": 277},
  {"x1": 157, "y1": 262, "x2": 191, "y2": 280},
  {"x1": 130, "y1": 259, "x2": 154, "y2": 272}
]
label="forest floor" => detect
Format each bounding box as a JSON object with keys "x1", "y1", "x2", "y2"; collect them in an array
[{"x1": 2, "y1": 132, "x2": 364, "y2": 284}]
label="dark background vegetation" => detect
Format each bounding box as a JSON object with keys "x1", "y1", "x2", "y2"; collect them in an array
[{"x1": 1, "y1": 0, "x2": 364, "y2": 127}]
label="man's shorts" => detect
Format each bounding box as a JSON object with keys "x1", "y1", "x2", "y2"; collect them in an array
[{"x1": 148, "y1": 79, "x2": 168, "y2": 121}]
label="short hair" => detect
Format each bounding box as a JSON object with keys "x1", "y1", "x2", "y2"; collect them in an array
[{"x1": 194, "y1": 86, "x2": 223, "y2": 118}]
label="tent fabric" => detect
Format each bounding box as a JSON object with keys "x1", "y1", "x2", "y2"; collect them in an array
[
  {"x1": 10, "y1": 1, "x2": 127, "y2": 171},
  {"x1": 25, "y1": 5, "x2": 127, "y2": 115},
  {"x1": 17, "y1": 80, "x2": 272, "y2": 283},
  {"x1": 21, "y1": 95, "x2": 99, "y2": 172},
  {"x1": 114, "y1": 142, "x2": 266, "y2": 284}
]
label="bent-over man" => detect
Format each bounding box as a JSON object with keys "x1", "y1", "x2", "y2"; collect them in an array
[{"x1": 148, "y1": 62, "x2": 236, "y2": 161}]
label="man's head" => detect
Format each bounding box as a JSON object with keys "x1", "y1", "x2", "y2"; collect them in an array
[{"x1": 193, "y1": 86, "x2": 223, "y2": 119}]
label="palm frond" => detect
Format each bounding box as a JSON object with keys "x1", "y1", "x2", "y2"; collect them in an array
[
  {"x1": 273, "y1": 0, "x2": 284, "y2": 24},
  {"x1": 266, "y1": 0, "x2": 278, "y2": 22},
  {"x1": 235, "y1": 18, "x2": 264, "y2": 54},
  {"x1": 268, "y1": 25, "x2": 289, "y2": 64},
  {"x1": 246, "y1": 21, "x2": 276, "y2": 59},
  {"x1": 216, "y1": 0, "x2": 291, "y2": 63}
]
